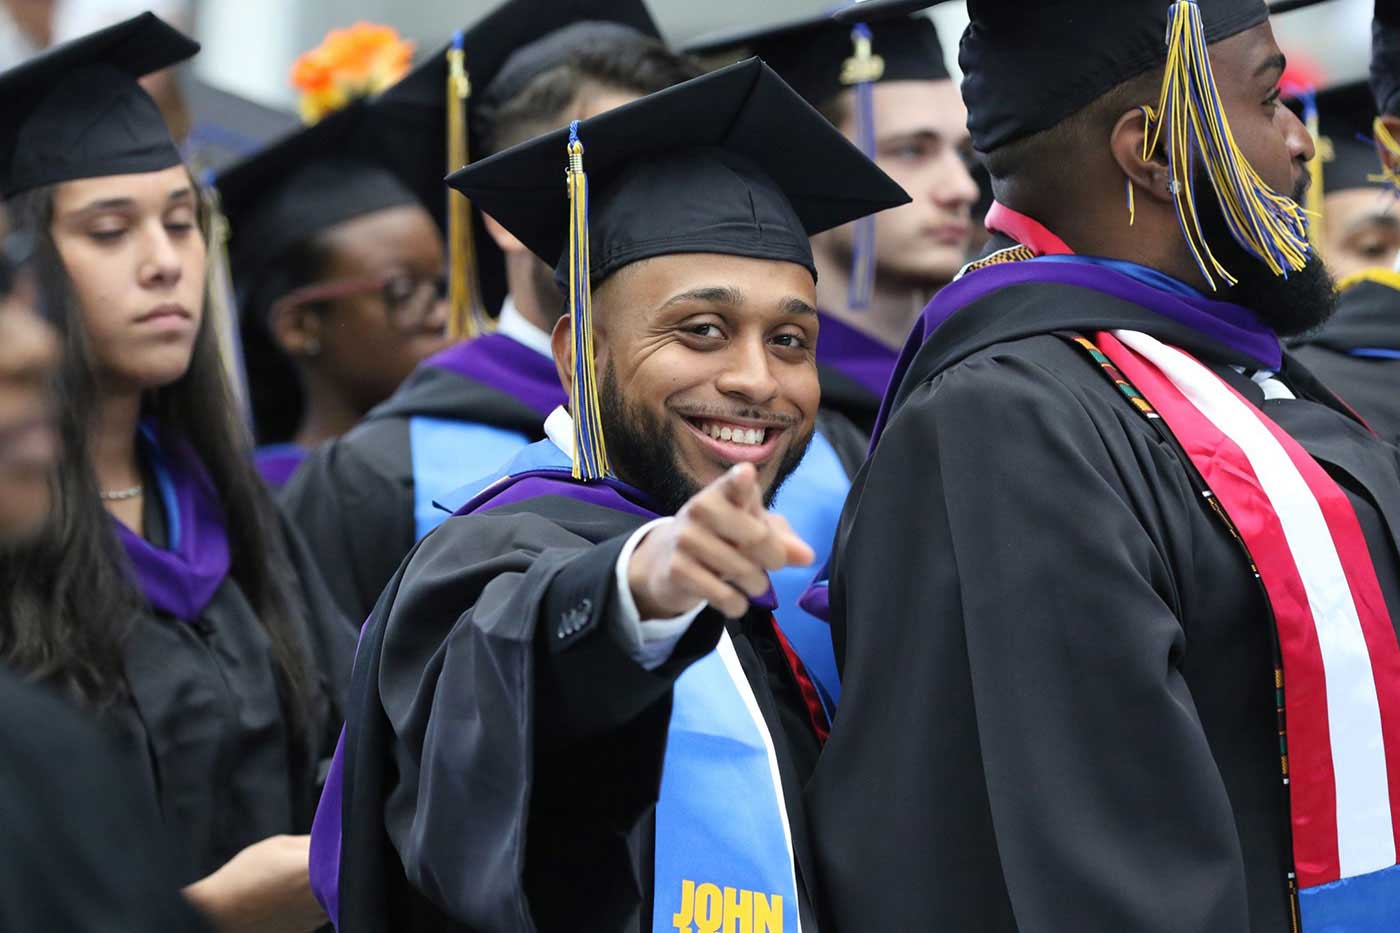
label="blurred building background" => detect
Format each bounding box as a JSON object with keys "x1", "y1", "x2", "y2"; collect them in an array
[{"x1": 0, "y1": 0, "x2": 1377, "y2": 122}]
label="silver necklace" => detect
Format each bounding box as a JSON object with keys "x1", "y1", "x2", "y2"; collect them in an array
[{"x1": 100, "y1": 484, "x2": 144, "y2": 502}]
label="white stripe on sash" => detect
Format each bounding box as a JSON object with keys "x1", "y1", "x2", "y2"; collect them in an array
[
  {"x1": 716, "y1": 629, "x2": 803, "y2": 933},
  {"x1": 1115, "y1": 330, "x2": 1396, "y2": 876}
]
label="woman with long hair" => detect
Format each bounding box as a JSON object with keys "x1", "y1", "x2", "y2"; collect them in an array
[
  {"x1": 0, "y1": 16, "x2": 353, "y2": 931},
  {"x1": 0, "y1": 233, "x2": 212, "y2": 933}
]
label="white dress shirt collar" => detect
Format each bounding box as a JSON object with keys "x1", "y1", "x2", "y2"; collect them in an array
[{"x1": 496, "y1": 295, "x2": 554, "y2": 359}]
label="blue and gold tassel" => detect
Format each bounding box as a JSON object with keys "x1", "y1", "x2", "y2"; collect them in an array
[
  {"x1": 446, "y1": 31, "x2": 490, "y2": 339},
  {"x1": 1370, "y1": 115, "x2": 1400, "y2": 198},
  {"x1": 565, "y1": 121, "x2": 611, "y2": 481},
  {"x1": 1143, "y1": 0, "x2": 1311, "y2": 290},
  {"x1": 841, "y1": 23, "x2": 884, "y2": 310},
  {"x1": 1296, "y1": 88, "x2": 1327, "y2": 254}
]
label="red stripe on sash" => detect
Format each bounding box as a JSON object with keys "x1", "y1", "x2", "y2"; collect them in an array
[
  {"x1": 1094, "y1": 331, "x2": 1342, "y2": 885},
  {"x1": 769, "y1": 615, "x2": 830, "y2": 745},
  {"x1": 1221, "y1": 370, "x2": 1400, "y2": 868}
]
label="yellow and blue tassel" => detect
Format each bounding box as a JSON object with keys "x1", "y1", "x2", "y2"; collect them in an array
[
  {"x1": 1143, "y1": 0, "x2": 1311, "y2": 290},
  {"x1": 844, "y1": 22, "x2": 881, "y2": 310},
  {"x1": 446, "y1": 30, "x2": 490, "y2": 340},
  {"x1": 565, "y1": 120, "x2": 611, "y2": 481},
  {"x1": 1370, "y1": 115, "x2": 1400, "y2": 198},
  {"x1": 1296, "y1": 88, "x2": 1327, "y2": 254}
]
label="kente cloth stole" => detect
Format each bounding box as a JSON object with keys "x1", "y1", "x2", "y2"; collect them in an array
[{"x1": 1088, "y1": 329, "x2": 1400, "y2": 930}]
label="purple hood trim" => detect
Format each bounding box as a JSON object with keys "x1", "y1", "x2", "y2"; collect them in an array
[
  {"x1": 815, "y1": 311, "x2": 900, "y2": 400},
  {"x1": 114, "y1": 424, "x2": 231, "y2": 621},
  {"x1": 254, "y1": 443, "x2": 306, "y2": 489},
  {"x1": 871, "y1": 258, "x2": 1283, "y2": 446},
  {"x1": 424, "y1": 333, "x2": 566, "y2": 418}
]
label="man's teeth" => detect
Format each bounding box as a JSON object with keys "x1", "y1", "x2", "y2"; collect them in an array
[{"x1": 702, "y1": 422, "x2": 766, "y2": 446}]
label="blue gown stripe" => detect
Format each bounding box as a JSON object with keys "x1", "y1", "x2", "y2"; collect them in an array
[
  {"x1": 408, "y1": 416, "x2": 532, "y2": 541},
  {"x1": 769, "y1": 429, "x2": 848, "y2": 707},
  {"x1": 1299, "y1": 862, "x2": 1400, "y2": 931}
]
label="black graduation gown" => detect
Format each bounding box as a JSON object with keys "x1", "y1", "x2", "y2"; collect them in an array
[
  {"x1": 816, "y1": 364, "x2": 881, "y2": 441},
  {"x1": 807, "y1": 279, "x2": 1400, "y2": 932},
  {"x1": 110, "y1": 490, "x2": 356, "y2": 883},
  {"x1": 280, "y1": 363, "x2": 548, "y2": 624},
  {"x1": 0, "y1": 669, "x2": 211, "y2": 932},
  {"x1": 1292, "y1": 275, "x2": 1400, "y2": 447},
  {"x1": 334, "y1": 491, "x2": 824, "y2": 932}
]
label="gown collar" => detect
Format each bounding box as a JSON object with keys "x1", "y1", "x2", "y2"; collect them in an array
[{"x1": 113, "y1": 421, "x2": 232, "y2": 620}]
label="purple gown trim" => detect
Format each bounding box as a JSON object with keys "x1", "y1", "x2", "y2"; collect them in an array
[
  {"x1": 424, "y1": 333, "x2": 567, "y2": 418},
  {"x1": 308, "y1": 731, "x2": 346, "y2": 923},
  {"x1": 871, "y1": 258, "x2": 1284, "y2": 446},
  {"x1": 113, "y1": 424, "x2": 231, "y2": 621},
  {"x1": 814, "y1": 311, "x2": 900, "y2": 400},
  {"x1": 253, "y1": 443, "x2": 306, "y2": 489}
]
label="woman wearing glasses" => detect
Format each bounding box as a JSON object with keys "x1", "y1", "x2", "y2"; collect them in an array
[
  {"x1": 217, "y1": 100, "x2": 452, "y2": 488},
  {"x1": 0, "y1": 16, "x2": 354, "y2": 931}
]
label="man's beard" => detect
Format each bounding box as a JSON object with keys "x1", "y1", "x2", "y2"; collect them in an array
[
  {"x1": 597, "y1": 361, "x2": 813, "y2": 516},
  {"x1": 1194, "y1": 171, "x2": 1336, "y2": 338}
]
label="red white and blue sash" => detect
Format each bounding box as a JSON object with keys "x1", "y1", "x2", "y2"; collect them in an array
[{"x1": 1095, "y1": 329, "x2": 1400, "y2": 929}]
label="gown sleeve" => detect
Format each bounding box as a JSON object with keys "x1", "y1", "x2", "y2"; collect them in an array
[
  {"x1": 0, "y1": 672, "x2": 212, "y2": 932},
  {"x1": 371, "y1": 510, "x2": 723, "y2": 931},
  {"x1": 277, "y1": 508, "x2": 358, "y2": 758},
  {"x1": 808, "y1": 350, "x2": 1251, "y2": 933},
  {"x1": 815, "y1": 407, "x2": 870, "y2": 479},
  {"x1": 279, "y1": 430, "x2": 417, "y2": 625}
]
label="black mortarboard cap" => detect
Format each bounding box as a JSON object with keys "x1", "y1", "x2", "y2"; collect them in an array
[
  {"x1": 1374, "y1": 0, "x2": 1400, "y2": 116},
  {"x1": 371, "y1": 0, "x2": 661, "y2": 229},
  {"x1": 0, "y1": 12, "x2": 198, "y2": 197},
  {"x1": 1312, "y1": 81, "x2": 1383, "y2": 194},
  {"x1": 688, "y1": 1, "x2": 951, "y2": 309},
  {"x1": 685, "y1": 3, "x2": 950, "y2": 111},
  {"x1": 449, "y1": 58, "x2": 910, "y2": 286},
  {"x1": 448, "y1": 59, "x2": 910, "y2": 480},
  {"x1": 214, "y1": 100, "x2": 419, "y2": 292},
  {"x1": 958, "y1": 0, "x2": 1269, "y2": 153},
  {"x1": 183, "y1": 79, "x2": 300, "y2": 178},
  {"x1": 366, "y1": 0, "x2": 662, "y2": 329}
]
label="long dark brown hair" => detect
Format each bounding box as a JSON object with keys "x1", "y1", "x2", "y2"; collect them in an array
[{"x1": 0, "y1": 176, "x2": 312, "y2": 720}]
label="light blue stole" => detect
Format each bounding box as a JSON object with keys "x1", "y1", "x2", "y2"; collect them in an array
[
  {"x1": 654, "y1": 632, "x2": 802, "y2": 933},
  {"x1": 407, "y1": 416, "x2": 531, "y2": 540}
]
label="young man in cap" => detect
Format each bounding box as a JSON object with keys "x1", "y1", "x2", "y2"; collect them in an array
[
  {"x1": 310, "y1": 60, "x2": 908, "y2": 932},
  {"x1": 1299, "y1": 82, "x2": 1400, "y2": 280},
  {"x1": 691, "y1": 2, "x2": 979, "y2": 434},
  {"x1": 279, "y1": 1, "x2": 701, "y2": 623},
  {"x1": 810, "y1": 0, "x2": 1400, "y2": 930},
  {"x1": 1292, "y1": 2, "x2": 1400, "y2": 447},
  {"x1": 688, "y1": 2, "x2": 978, "y2": 701}
]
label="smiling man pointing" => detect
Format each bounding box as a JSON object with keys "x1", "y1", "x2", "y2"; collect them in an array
[{"x1": 310, "y1": 59, "x2": 908, "y2": 932}]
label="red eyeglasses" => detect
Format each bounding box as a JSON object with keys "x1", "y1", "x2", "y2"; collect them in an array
[{"x1": 271, "y1": 272, "x2": 448, "y2": 335}]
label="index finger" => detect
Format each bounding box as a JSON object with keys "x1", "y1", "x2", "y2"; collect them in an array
[{"x1": 719, "y1": 463, "x2": 765, "y2": 516}]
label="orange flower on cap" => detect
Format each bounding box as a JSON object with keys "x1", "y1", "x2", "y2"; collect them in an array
[{"x1": 290, "y1": 22, "x2": 414, "y2": 124}]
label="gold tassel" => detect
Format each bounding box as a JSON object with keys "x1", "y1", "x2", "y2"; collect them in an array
[
  {"x1": 1143, "y1": 1, "x2": 1311, "y2": 290},
  {"x1": 1303, "y1": 95, "x2": 1326, "y2": 256},
  {"x1": 565, "y1": 122, "x2": 610, "y2": 480},
  {"x1": 201, "y1": 185, "x2": 252, "y2": 429},
  {"x1": 446, "y1": 35, "x2": 489, "y2": 340},
  {"x1": 1369, "y1": 114, "x2": 1400, "y2": 196}
]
